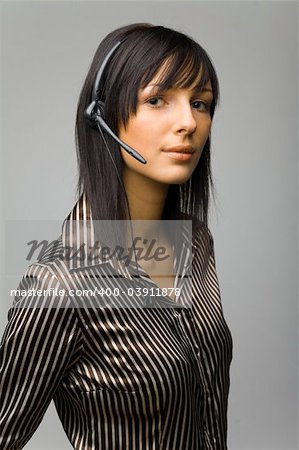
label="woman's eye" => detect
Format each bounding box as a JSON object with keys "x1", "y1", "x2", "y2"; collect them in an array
[
  {"x1": 146, "y1": 96, "x2": 165, "y2": 107},
  {"x1": 145, "y1": 96, "x2": 210, "y2": 111},
  {"x1": 192, "y1": 100, "x2": 209, "y2": 111}
]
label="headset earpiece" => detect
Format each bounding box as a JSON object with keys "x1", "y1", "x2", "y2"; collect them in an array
[
  {"x1": 96, "y1": 101, "x2": 105, "y2": 119},
  {"x1": 83, "y1": 40, "x2": 147, "y2": 164},
  {"x1": 84, "y1": 100, "x2": 105, "y2": 129}
]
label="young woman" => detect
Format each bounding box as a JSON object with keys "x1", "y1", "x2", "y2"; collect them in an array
[{"x1": 0, "y1": 23, "x2": 233, "y2": 450}]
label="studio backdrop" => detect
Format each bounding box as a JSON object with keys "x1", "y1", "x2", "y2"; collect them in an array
[{"x1": 0, "y1": 2, "x2": 297, "y2": 449}]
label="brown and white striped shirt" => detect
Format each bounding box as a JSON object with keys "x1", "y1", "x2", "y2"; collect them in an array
[{"x1": 0, "y1": 195, "x2": 233, "y2": 450}]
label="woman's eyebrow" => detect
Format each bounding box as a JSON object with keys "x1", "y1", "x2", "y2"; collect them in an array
[
  {"x1": 146, "y1": 84, "x2": 212, "y2": 90},
  {"x1": 200, "y1": 87, "x2": 213, "y2": 93},
  {"x1": 143, "y1": 83, "x2": 163, "y2": 91},
  {"x1": 142, "y1": 84, "x2": 213, "y2": 95}
]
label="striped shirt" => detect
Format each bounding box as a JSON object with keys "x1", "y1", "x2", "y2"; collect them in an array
[{"x1": 0, "y1": 194, "x2": 233, "y2": 450}]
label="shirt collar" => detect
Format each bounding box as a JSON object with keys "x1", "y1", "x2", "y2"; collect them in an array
[{"x1": 61, "y1": 193, "x2": 193, "y2": 282}]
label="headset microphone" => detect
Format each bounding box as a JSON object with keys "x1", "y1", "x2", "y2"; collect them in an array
[{"x1": 84, "y1": 40, "x2": 147, "y2": 165}]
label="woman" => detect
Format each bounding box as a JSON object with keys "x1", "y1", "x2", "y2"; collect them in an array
[{"x1": 0, "y1": 23, "x2": 233, "y2": 449}]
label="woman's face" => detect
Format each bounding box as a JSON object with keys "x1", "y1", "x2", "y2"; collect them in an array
[{"x1": 118, "y1": 67, "x2": 214, "y2": 186}]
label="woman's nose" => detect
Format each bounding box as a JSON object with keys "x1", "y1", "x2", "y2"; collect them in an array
[{"x1": 173, "y1": 102, "x2": 197, "y2": 135}]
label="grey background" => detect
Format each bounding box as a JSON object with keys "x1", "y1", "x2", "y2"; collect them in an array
[{"x1": 0, "y1": 1, "x2": 298, "y2": 449}]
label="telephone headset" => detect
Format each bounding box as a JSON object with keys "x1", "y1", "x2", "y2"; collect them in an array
[
  {"x1": 84, "y1": 39, "x2": 147, "y2": 165},
  {"x1": 84, "y1": 39, "x2": 157, "y2": 302}
]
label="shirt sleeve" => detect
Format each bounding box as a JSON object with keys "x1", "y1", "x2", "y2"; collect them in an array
[{"x1": 0, "y1": 264, "x2": 82, "y2": 450}]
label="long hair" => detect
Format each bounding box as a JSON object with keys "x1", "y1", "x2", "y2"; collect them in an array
[{"x1": 75, "y1": 23, "x2": 219, "y2": 226}]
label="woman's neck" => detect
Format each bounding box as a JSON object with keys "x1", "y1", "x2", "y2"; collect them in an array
[{"x1": 123, "y1": 168, "x2": 169, "y2": 221}]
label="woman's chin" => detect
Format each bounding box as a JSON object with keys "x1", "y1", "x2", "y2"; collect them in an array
[{"x1": 153, "y1": 168, "x2": 194, "y2": 185}]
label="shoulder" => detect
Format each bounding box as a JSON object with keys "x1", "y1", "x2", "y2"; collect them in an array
[
  {"x1": 13, "y1": 235, "x2": 74, "y2": 311},
  {"x1": 178, "y1": 211, "x2": 214, "y2": 253},
  {"x1": 24, "y1": 234, "x2": 70, "y2": 280}
]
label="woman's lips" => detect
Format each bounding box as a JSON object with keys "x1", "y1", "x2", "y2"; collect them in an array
[
  {"x1": 161, "y1": 144, "x2": 195, "y2": 161},
  {"x1": 162, "y1": 151, "x2": 194, "y2": 161}
]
